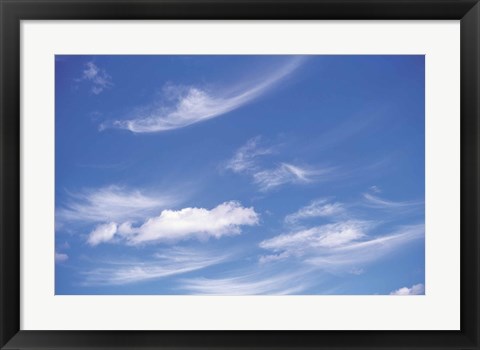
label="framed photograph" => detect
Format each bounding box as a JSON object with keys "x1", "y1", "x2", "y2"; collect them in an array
[{"x1": 1, "y1": 0, "x2": 479, "y2": 349}]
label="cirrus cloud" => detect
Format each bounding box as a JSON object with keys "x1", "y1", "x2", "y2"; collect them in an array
[
  {"x1": 260, "y1": 221, "x2": 370, "y2": 255},
  {"x1": 79, "y1": 62, "x2": 113, "y2": 95},
  {"x1": 226, "y1": 137, "x2": 334, "y2": 192},
  {"x1": 57, "y1": 185, "x2": 174, "y2": 225},
  {"x1": 284, "y1": 199, "x2": 345, "y2": 224},
  {"x1": 363, "y1": 193, "x2": 423, "y2": 209},
  {"x1": 225, "y1": 136, "x2": 273, "y2": 173},
  {"x1": 82, "y1": 247, "x2": 228, "y2": 286},
  {"x1": 111, "y1": 57, "x2": 305, "y2": 133},
  {"x1": 180, "y1": 271, "x2": 310, "y2": 295},
  {"x1": 260, "y1": 221, "x2": 424, "y2": 273}
]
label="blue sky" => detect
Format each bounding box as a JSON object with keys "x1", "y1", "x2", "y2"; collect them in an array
[{"x1": 55, "y1": 55, "x2": 425, "y2": 295}]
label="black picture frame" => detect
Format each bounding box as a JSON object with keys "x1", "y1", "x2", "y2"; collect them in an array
[{"x1": 1, "y1": 0, "x2": 479, "y2": 349}]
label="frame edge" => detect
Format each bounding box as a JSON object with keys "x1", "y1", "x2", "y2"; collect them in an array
[{"x1": 460, "y1": 1, "x2": 480, "y2": 348}]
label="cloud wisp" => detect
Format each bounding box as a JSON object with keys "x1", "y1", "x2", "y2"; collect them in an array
[
  {"x1": 86, "y1": 201, "x2": 259, "y2": 246},
  {"x1": 305, "y1": 224, "x2": 424, "y2": 271},
  {"x1": 260, "y1": 220, "x2": 424, "y2": 272},
  {"x1": 390, "y1": 283, "x2": 425, "y2": 295},
  {"x1": 226, "y1": 137, "x2": 333, "y2": 192},
  {"x1": 252, "y1": 163, "x2": 331, "y2": 192},
  {"x1": 79, "y1": 62, "x2": 113, "y2": 95},
  {"x1": 225, "y1": 136, "x2": 273, "y2": 173},
  {"x1": 260, "y1": 220, "x2": 371, "y2": 261},
  {"x1": 284, "y1": 199, "x2": 345, "y2": 224},
  {"x1": 111, "y1": 57, "x2": 304, "y2": 133},
  {"x1": 180, "y1": 270, "x2": 311, "y2": 295},
  {"x1": 82, "y1": 247, "x2": 227, "y2": 286},
  {"x1": 57, "y1": 185, "x2": 173, "y2": 225},
  {"x1": 363, "y1": 193, "x2": 423, "y2": 210},
  {"x1": 55, "y1": 252, "x2": 69, "y2": 263}
]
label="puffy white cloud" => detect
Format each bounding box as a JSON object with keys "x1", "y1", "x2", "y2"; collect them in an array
[
  {"x1": 285, "y1": 199, "x2": 344, "y2": 224},
  {"x1": 80, "y1": 62, "x2": 113, "y2": 95},
  {"x1": 57, "y1": 185, "x2": 172, "y2": 225},
  {"x1": 112, "y1": 57, "x2": 304, "y2": 133},
  {"x1": 84, "y1": 201, "x2": 259, "y2": 245},
  {"x1": 127, "y1": 201, "x2": 259, "y2": 244},
  {"x1": 390, "y1": 283, "x2": 425, "y2": 295},
  {"x1": 87, "y1": 222, "x2": 118, "y2": 246}
]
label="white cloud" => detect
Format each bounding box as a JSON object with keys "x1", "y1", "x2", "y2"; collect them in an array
[
  {"x1": 253, "y1": 163, "x2": 306, "y2": 189},
  {"x1": 82, "y1": 248, "x2": 227, "y2": 285},
  {"x1": 258, "y1": 251, "x2": 292, "y2": 264},
  {"x1": 85, "y1": 201, "x2": 259, "y2": 245},
  {"x1": 253, "y1": 163, "x2": 331, "y2": 192},
  {"x1": 87, "y1": 222, "x2": 118, "y2": 246},
  {"x1": 80, "y1": 62, "x2": 113, "y2": 94},
  {"x1": 55, "y1": 252, "x2": 69, "y2": 263},
  {"x1": 363, "y1": 193, "x2": 422, "y2": 209},
  {"x1": 127, "y1": 201, "x2": 259, "y2": 244},
  {"x1": 260, "y1": 221, "x2": 370, "y2": 256},
  {"x1": 111, "y1": 57, "x2": 304, "y2": 133},
  {"x1": 180, "y1": 271, "x2": 310, "y2": 295},
  {"x1": 260, "y1": 221, "x2": 424, "y2": 273},
  {"x1": 390, "y1": 283, "x2": 425, "y2": 295},
  {"x1": 225, "y1": 136, "x2": 273, "y2": 173},
  {"x1": 285, "y1": 199, "x2": 344, "y2": 224},
  {"x1": 304, "y1": 225, "x2": 424, "y2": 271},
  {"x1": 57, "y1": 185, "x2": 172, "y2": 225},
  {"x1": 226, "y1": 137, "x2": 333, "y2": 192}
]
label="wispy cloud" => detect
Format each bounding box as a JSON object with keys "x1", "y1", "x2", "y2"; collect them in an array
[
  {"x1": 226, "y1": 137, "x2": 333, "y2": 192},
  {"x1": 225, "y1": 136, "x2": 273, "y2": 173},
  {"x1": 253, "y1": 163, "x2": 330, "y2": 192},
  {"x1": 363, "y1": 193, "x2": 423, "y2": 209},
  {"x1": 179, "y1": 221, "x2": 424, "y2": 294},
  {"x1": 390, "y1": 283, "x2": 425, "y2": 295},
  {"x1": 82, "y1": 247, "x2": 227, "y2": 286},
  {"x1": 180, "y1": 270, "x2": 310, "y2": 295},
  {"x1": 260, "y1": 221, "x2": 370, "y2": 257},
  {"x1": 57, "y1": 185, "x2": 173, "y2": 225},
  {"x1": 284, "y1": 199, "x2": 344, "y2": 224},
  {"x1": 79, "y1": 62, "x2": 113, "y2": 95},
  {"x1": 304, "y1": 225, "x2": 424, "y2": 271},
  {"x1": 260, "y1": 221, "x2": 424, "y2": 273},
  {"x1": 55, "y1": 252, "x2": 69, "y2": 263},
  {"x1": 110, "y1": 57, "x2": 304, "y2": 133},
  {"x1": 87, "y1": 201, "x2": 259, "y2": 245},
  {"x1": 261, "y1": 191, "x2": 425, "y2": 272}
]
